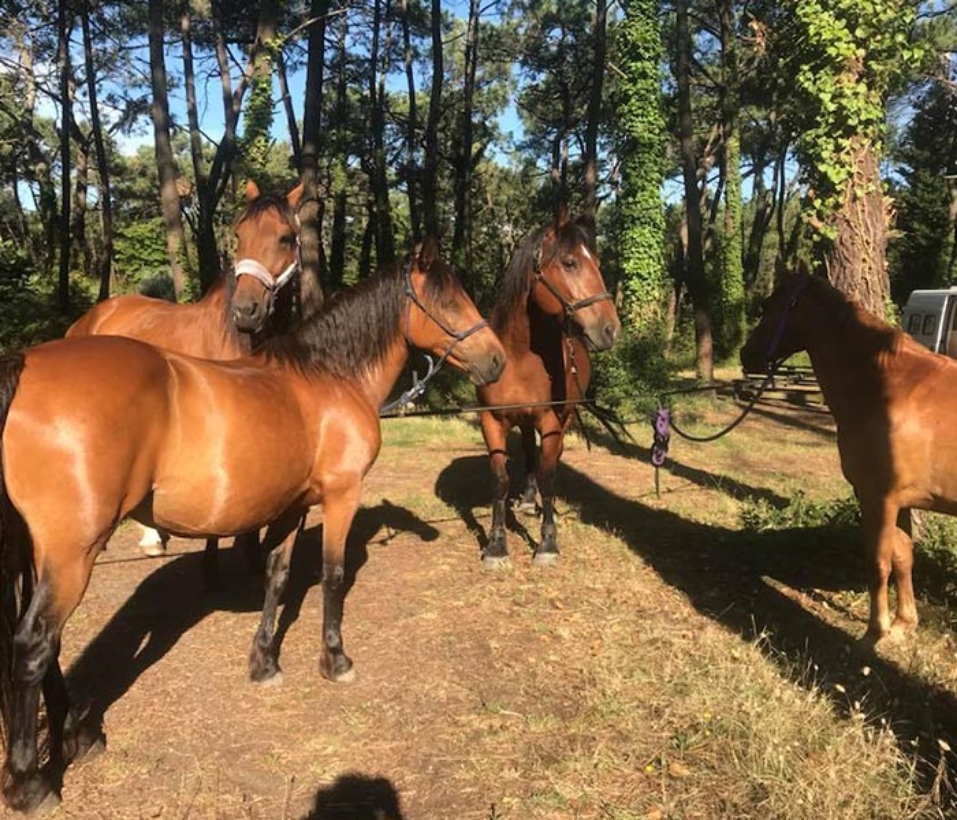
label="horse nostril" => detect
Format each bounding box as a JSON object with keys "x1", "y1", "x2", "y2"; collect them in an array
[{"x1": 604, "y1": 322, "x2": 619, "y2": 345}]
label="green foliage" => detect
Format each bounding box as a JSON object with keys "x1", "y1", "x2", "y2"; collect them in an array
[
  {"x1": 783, "y1": 0, "x2": 923, "y2": 228},
  {"x1": 741, "y1": 491, "x2": 861, "y2": 532},
  {"x1": 613, "y1": 0, "x2": 666, "y2": 330},
  {"x1": 113, "y1": 219, "x2": 171, "y2": 293},
  {"x1": 590, "y1": 327, "x2": 673, "y2": 417}
]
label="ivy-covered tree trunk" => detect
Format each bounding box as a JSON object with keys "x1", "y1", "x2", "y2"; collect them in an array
[
  {"x1": 786, "y1": 0, "x2": 919, "y2": 319},
  {"x1": 583, "y1": 0, "x2": 606, "y2": 222},
  {"x1": 615, "y1": 0, "x2": 666, "y2": 329},
  {"x1": 422, "y1": 0, "x2": 443, "y2": 241},
  {"x1": 826, "y1": 136, "x2": 890, "y2": 312},
  {"x1": 452, "y1": 0, "x2": 479, "y2": 274},
  {"x1": 676, "y1": 0, "x2": 713, "y2": 380},
  {"x1": 716, "y1": 0, "x2": 744, "y2": 357}
]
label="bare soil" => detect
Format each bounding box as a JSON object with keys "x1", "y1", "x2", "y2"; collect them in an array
[{"x1": 3, "y1": 397, "x2": 956, "y2": 819}]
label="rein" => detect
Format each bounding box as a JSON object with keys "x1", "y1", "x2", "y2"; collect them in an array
[{"x1": 381, "y1": 262, "x2": 490, "y2": 414}]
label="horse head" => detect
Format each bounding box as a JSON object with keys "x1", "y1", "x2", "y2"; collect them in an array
[
  {"x1": 404, "y1": 237, "x2": 506, "y2": 386},
  {"x1": 230, "y1": 181, "x2": 302, "y2": 334},
  {"x1": 740, "y1": 265, "x2": 820, "y2": 373},
  {"x1": 530, "y1": 211, "x2": 621, "y2": 351}
]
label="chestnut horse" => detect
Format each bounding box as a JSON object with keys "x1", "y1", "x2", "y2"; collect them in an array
[
  {"x1": 740, "y1": 270, "x2": 957, "y2": 643},
  {"x1": 477, "y1": 212, "x2": 620, "y2": 566},
  {"x1": 67, "y1": 181, "x2": 308, "y2": 567},
  {"x1": 0, "y1": 241, "x2": 504, "y2": 814}
]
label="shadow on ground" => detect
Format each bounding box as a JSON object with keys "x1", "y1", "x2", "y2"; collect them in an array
[
  {"x1": 301, "y1": 772, "x2": 405, "y2": 819},
  {"x1": 64, "y1": 500, "x2": 438, "y2": 758},
  {"x1": 435, "y1": 448, "x2": 957, "y2": 808}
]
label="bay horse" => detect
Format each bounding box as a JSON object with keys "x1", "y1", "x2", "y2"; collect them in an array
[
  {"x1": 0, "y1": 240, "x2": 505, "y2": 814},
  {"x1": 740, "y1": 269, "x2": 957, "y2": 643},
  {"x1": 67, "y1": 181, "x2": 307, "y2": 569},
  {"x1": 477, "y1": 211, "x2": 620, "y2": 566}
]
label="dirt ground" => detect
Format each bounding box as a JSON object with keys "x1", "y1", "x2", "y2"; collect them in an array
[{"x1": 2, "y1": 399, "x2": 955, "y2": 819}]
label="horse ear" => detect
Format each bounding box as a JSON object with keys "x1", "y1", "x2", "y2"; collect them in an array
[
  {"x1": 795, "y1": 257, "x2": 812, "y2": 278},
  {"x1": 575, "y1": 212, "x2": 597, "y2": 246},
  {"x1": 287, "y1": 183, "x2": 305, "y2": 209},
  {"x1": 244, "y1": 180, "x2": 261, "y2": 203},
  {"x1": 554, "y1": 201, "x2": 569, "y2": 228},
  {"x1": 417, "y1": 236, "x2": 441, "y2": 270}
]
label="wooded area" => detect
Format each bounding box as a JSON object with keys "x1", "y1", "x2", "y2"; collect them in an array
[{"x1": 0, "y1": 0, "x2": 953, "y2": 390}]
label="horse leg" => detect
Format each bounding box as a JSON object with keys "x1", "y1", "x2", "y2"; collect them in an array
[
  {"x1": 203, "y1": 538, "x2": 220, "y2": 590},
  {"x1": 515, "y1": 426, "x2": 540, "y2": 514},
  {"x1": 480, "y1": 415, "x2": 510, "y2": 567},
  {"x1": 890, "y1": 508, "x2": 918, "y2": 636},
  {"x1": 138, "y1": 525, "x2": 167, "y2": 557},
  {"x1": 248, "y1": 511, "x2": 302, "y2": 684},
  {"x1": 43, "y1": 658, "x2": 104, "y2": 769},
  {"x1": 861, "y1": 497, "x2": 899, "y2": 642},
  {"x1": 533, "y1": 429, "x2": 564, "y2": 566},
  {"x1": 237, "y1": 530, "x2": 265, "y2": 575},
  {"x1": 2, "y1": 550, "x2": 94, "y2": 815},
  {"x1": 319, "y1": 481, "x2": 362, "y2": 683}
]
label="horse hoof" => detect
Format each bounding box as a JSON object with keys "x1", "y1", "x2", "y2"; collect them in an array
[
  {"x1": 320, "y1": 654, "x2": 356, "y2": 683},
  {"x1": 532, "y1": 551, "x2": 560, "y2": 567},
  {"x1": 255, "y1": 671, "x2": 284, "y2": 688},
  {"x1": 330, "y1": 666, "x2": 357, "y2": 684},
  {"x1": 64, "y1": 724, "x2": 106, "y2": 765},
  {"x1": 482, "y1": 554, "x2": 511, "y2": 570},
  {"x1": 2, "y1": 772, "x2": 60, "y2": 816},
  {"x1": 140, "y1": 543, "x2": 166, "y2": 557}
]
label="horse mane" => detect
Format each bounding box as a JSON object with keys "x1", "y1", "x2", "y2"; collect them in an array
[
  {"x1": 492, "y1": 218, "x2": 594, "y2": 332},
  {"x1": 260, "y1": 255, "x2": 456, "y2": 379},
  {"x1": 800, "y1": 273, "x2": 901, "y2": 354}
]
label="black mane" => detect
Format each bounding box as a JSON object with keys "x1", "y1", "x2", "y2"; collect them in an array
[
  {"x1": 259, "y1": 256, "x2": 457, "y2": 379},
  {"x1": 492, "y1": 219, "x2": 594, "y2": 331}
]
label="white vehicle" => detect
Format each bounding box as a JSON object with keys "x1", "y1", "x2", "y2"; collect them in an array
[{"x1": 901, "y1": 287, "x2": 957, "y2": 355}]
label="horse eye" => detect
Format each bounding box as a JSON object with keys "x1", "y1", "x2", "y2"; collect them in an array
[
  {"x1": 280, "y1": 235, "x2": 295, "y2": 247},
  {"x1": 561, "y1": 257, "x2": 577, "y2": 271}
]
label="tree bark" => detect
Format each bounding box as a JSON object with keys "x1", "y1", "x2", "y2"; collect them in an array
[
  {"x1": 57, "y1": 0, "x2": 73, "y2": 311},
  {"x1": 278, "y1": 49, "x2": 302, "y2": 167},
  {"x1": 676, "y1": 0, "x2": 713, "y2": 380},
  {"x1": 149, "y1": 0, "x2": 188, "y2": 300},
  {"x1": 401, "y1": 0, "x2": 420, "y2": 242},
  {"x1": 825, "y1": 136, "x2": 890, "y2": 318},
  {"x1": 422, "y1": 0, "x2": 443, "y2": 240},
  {"x1": 583, "y1": 0, "x2": 607, "y2": 222},
  {"x1": 298, "y1": 0, "x2": 328, "y2": 314},
  {"x1": 329, "y1": 10, "x2": 349, "y2": 289},
  {"x1": 81, "y1": 1, "x2": 113, "y2": 301},
  {"x1": 452, "y1": 0, "x2": 479, "y2": 273},
  {"x1": 369, "y1": 0, "x2": 396, "y2": 266}
]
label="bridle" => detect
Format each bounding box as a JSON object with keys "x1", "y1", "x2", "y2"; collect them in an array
[
  {"x1": 402, "y1": 260, "x2": 489, "y2": 363},
  {"x1": 381, "y1": 260, "x2": 489, "y2": 414},
  {"x1": 762, "y1": 276, "x2": 813, "y2": 370},
  {"x1": 532, "y1": 244, "x2": 613, "y2": 324}
]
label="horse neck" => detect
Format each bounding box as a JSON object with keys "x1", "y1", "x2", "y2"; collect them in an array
[
  {"x1": 801, "y1": 302, "x2": 894, "y2": 419},
  {"x1": 351, "y1": 336, "x2": 411, "y2": 409}
]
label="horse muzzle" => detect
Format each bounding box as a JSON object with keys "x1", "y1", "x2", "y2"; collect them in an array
[
  {"x1": 582, "y1": 316, "x2": 621, "y2": 352},
  {"x1": 231, "y1": 297, "x2": 269, "y2": 334}
]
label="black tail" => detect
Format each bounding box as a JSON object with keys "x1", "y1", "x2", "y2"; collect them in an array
[{"x1": 0, "y1": 353, "x2": 27, "y2": 747}]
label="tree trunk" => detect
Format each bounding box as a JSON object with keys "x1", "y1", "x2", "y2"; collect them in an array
[
  {"x1": 369, "y1": 0, "x2": 396, "y2": 267},
  {"x1": 422, "y1": 0, "x2": 443, "y2": 240},
  {"x1": 181, "y1": 5, "x2": 219, "y2": 292},
  {"x1": 452, "y1": 0, "x2": 479, "y2": 274},
  {"x1": 329, "y1": 10, "x2": 349, "y2": 290},
  {"x1": 57, "y1": 0, "x2": 72, "y2": 311},
  {"x1": 583, "y1": 0, "x2": 607, "y2": 222},
  {"x1": 825, "y1": 136, "x2": 890, "y2": 318},
  {"x1": 401, "y1": 0, "x2": 420, "y2": 242},
  {"x1": 615, "y1": 0, "x2": 666, "y2": 327},
  {"x1": 149, "y1": 0, "x2": 188, "y2": 300},
  {"x1": 676, "y1": 0, "x2": 713, "y2": 380},
  {"x1": 71, "y1": 136, "x2": 88, "y2": 276},
  {"x1": 716, "y1": 0, "x2": 743, "y2": 356},
  {"x1": 81, "y1": 1, "x2": 113, "y2": 301},
  {"x1": 277, "y1": 49, "x2": 302, "y2": 167},
  {"x1": 298, "y1": 0, "x2": 328, "y2": 314}
]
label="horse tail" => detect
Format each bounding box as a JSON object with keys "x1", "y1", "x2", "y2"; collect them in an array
[{"x1": 0, "y1": 352, "x2": 27, "y2": 745}]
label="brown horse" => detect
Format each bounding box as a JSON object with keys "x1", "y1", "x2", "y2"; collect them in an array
[
  {"x1": 476, "y1": 211, "x2": 620, "y2": 566},
  {"x1": 739, "y1": 269, "x2": 957, "y2": 644},
  {"x1": 67, "y1": 181, "x2": 308, "y2": 568},
  {"x1": 0, "y1": 240, "x2": 505, "y2": 814}
]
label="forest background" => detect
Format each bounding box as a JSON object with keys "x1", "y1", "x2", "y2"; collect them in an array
[{"x1": 1, "y1": 0, "x2": 954, "y2": 404}]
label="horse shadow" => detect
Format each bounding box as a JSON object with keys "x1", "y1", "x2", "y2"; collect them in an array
[
  {"x1": 300, "y1": 772, "x2": 405, "y2": 819},
  {"x1": 64, "y1": 500, "x2": 439, "y2": 743},
  {"x1": 434, "y1": 452, "x2": 957, "y2": 802}
]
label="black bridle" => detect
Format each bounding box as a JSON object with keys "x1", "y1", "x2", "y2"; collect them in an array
[
  {"x1": 532, "y1": 247, "x2": 614, "y2": 322},
  {"x1": 382, "y1": 261, "x2": 490, "y2": 414}
]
